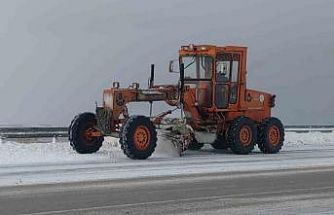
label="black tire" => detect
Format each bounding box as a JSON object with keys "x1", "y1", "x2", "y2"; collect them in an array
[
  {"x1": 188, "y1": 138, "x2": 204, "y2": 150},
  {"x1": 227, "y1": 117, "x2": 257, "y2": 155},
  {"x1": 258, "y1": 117, "x2": 284, "y2": 154},
  {"x1": 211, "y1": 134, "x2": 229, "y2": 150},
  {"x1": 69, "y1": 112, "x2": 104, "y2": 154},
  {"x1": 120, "y1": 115, "x2": 157, "y2": 159}
]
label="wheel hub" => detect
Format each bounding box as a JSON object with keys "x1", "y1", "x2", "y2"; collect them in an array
[
  {"x1": 82, "y1": 123, "x2": 102, "y2": 145},
  {"x1": 239, "y1": 126, "x2": 252, "y2": 145},
  {"x1": 133, "y1": 126, "x2": 151, "y2": 150},
  {"x1": 268, "y1": 125, "x2": 280, "y2": 145}
]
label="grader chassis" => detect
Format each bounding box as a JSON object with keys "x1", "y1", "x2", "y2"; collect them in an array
[{"x1": 69, "y1": 44, "x2": 284, "y2": 159}]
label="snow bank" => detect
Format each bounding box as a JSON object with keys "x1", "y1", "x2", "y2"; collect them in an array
[
  {"x1": 0, "y1": 132, "x2": 333, "y2": 166},
  {"x1": 0, "y1": 137, "x2": 122, "y2": 166},
  {"x1": 0, "y1": 131, "x2": 334, "y2": 186},
  {"x1": 285, "y1": 131, "x2": 334, "y2": 147}
]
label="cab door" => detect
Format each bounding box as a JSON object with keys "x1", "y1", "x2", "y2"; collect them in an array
[
  {"x1": 182, "y1": 56, "x2": 214, "y2": 108},
  {"x1": 215, "y1": 53, "x2": 240, "y2": 109}
]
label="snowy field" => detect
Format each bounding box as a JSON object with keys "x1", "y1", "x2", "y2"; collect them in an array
[{"x1": 0, "y1": 131, "x2": 334, "y2": 187}]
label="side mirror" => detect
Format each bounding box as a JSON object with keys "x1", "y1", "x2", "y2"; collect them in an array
[{"x1": 169, "y1": 59, "x2": 179, "y2": 73}]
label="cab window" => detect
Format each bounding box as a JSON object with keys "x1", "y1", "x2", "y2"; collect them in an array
[{"x1": 182, "y1": 56, "x2": 213, "y2": 80}]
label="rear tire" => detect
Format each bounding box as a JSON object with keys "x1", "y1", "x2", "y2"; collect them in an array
[
  {"x1": 211, "y1": 134, "x2": 229, "y2": 150},
  {"x1": 69, "y1": 112, "x2": 104, "y2": 154},
  {"x1": 227, "y1": 117, "x2": 257, "y2": 154},
  {"x1": 120, "y1": 115, "x2": 157, "y2": 159},
  {"x1": 258, "y1": 117, "x2": 284, "y2": 154}
]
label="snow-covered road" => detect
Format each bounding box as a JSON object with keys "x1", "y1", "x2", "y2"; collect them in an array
[{"x1": 0, "y1": 132, "x2": 333, "y2": 187}]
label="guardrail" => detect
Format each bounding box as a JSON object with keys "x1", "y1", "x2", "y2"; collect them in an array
[
  {"x1": 285, "y1": 127, "x2": 334, "y2": 133},
  {"x1": 0, "y1": 127, "x2": 67, "y2": 139},
  {"x1": 0, "y1": 125, "x2": 333, "y2": 139}
]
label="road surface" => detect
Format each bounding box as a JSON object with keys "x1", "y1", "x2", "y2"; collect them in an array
[
  {"x1": 0, "y1": 132, "x2": 334, "y2": 214},
  {"x1": 1, "y1": 166, "x2": 334, "y2": 215}
]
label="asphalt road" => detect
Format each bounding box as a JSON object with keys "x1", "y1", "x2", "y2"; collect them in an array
[{"x1": 1, "y1": 166, "x2": 334, "y2": 215}]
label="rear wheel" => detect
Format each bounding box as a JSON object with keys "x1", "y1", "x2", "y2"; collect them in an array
[
  {"x1": 227, "y1": 117, "x2": 257, "y2": 154},
  {"x1": 211, "y1": 134, "x2": 229, "y2": 150},
  {"x1": 69, "y1": 112, "x2": 104, "y2": 154},
  {"x1": 258, "y1": 117, "x2": 284, "y2": 153},
  {"x1": 120, "y1": 115, "x2": 157, "y2": 159}
]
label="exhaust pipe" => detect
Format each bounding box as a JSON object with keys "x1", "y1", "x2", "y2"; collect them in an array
[{"x1": 149, "y1": 64, "x2": 155, "y2": 88}]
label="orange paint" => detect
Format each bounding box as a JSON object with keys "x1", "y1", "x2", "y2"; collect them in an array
[{"x1": 98, "y1": 44, "x2": 277, "y2": 135}]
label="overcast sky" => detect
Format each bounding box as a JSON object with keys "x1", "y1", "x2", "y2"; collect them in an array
[{"x1": 0, "y1": 0, "x2": 333, "y2": 126}]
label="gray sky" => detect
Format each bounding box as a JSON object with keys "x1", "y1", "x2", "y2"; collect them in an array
[{"x1": 0, "y1": 0, "x2": 333, "y2": 126}]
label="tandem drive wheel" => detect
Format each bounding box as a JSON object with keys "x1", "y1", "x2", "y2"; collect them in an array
[
  {"x1": 227, "y1": 117, "x2": 257, "y2": 155},
  {"x1": 69, "y1": 112, "x2": 104, "y2": 154},
  {"x1": 120, "y1": 115, "x2": 157, "y2": 159},
  {"x1": 258, "y1": 117, "x2": 285, "y2": 154}
]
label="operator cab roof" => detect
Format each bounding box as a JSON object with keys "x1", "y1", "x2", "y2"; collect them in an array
[{"x1": 179, "y1": 44, "x2": 247, "y2": 56}]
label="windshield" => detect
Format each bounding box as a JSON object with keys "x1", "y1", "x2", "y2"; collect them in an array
[{"x1": 181, "y1": 56, "x2": 213, "y2": 80}]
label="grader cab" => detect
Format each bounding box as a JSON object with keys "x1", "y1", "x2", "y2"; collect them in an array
[{"x1": 69, "y1": 44, "x2": 284, "y2": 159}]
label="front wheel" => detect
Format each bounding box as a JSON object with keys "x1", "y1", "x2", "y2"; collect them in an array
[
  {"x1": 69, "y1": 112, "x2": 104, "y2": 154},
  {"x1": 120, "y1": 115, "x2": 157, "y2": 159},
  {"x1": 258, "y1": 117, "x2": 284, "y2": 154}
]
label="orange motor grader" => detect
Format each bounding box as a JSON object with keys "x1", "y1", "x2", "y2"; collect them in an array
[{"x1": 69, "y1": 44, "x2": 284, "y2": 159}]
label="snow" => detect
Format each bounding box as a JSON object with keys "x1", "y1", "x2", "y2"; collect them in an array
[
  {"x1": 0, "y1": 131, "x2": 333, "y2": 187},
  {"x1": 0, "y1": 137, "x2": 120, "y2": 166},
  {"x1": 1, "y1": 131, "x2": 332, "y2": 165},
  {"x1": 285, "y1": 131, "x2": 334, "y2": 146}
]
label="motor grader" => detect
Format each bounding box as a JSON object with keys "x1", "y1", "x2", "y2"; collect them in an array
[{"x1": 69, "y1": 44, "x2": 284, "y2": 159}]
